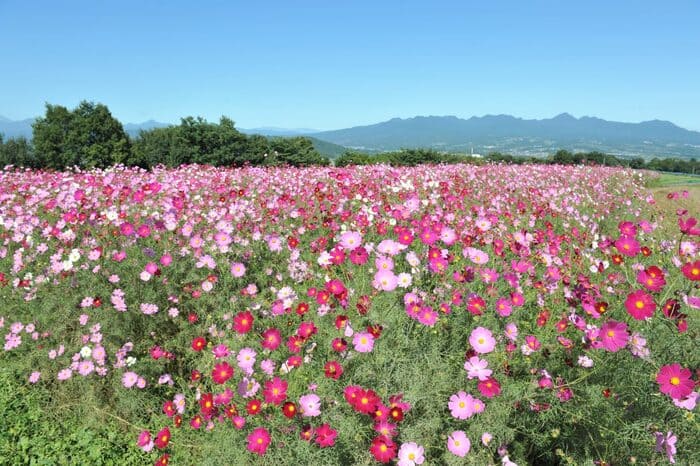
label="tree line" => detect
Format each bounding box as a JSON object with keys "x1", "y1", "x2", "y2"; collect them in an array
[
  {"x1": 0, "y1": 101, "x2": 329, "y2": 169},
  {"x1": 335, "y1": 149, "x2": 699, "y2": 175},
  {"x1": 1, "y1": 101, "x2": 699, "y2": 175}
]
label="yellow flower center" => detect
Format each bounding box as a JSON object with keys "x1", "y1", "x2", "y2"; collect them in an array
[
  {"x1": 635, "y1": 300, "x2": 644, "y2": 309},
  {"x1": 408, "y1": 453, "x2": 415, "y2": 460},
  {"x1": 478, "y1": 338, "x2": 485, "y2": 344},
  {"x1": 607, "y1": 331, "x2": 615, "y2": 337},
  {"x1": 458, "y1": 401, "x2": 465, "y2": 408},
  {"x1": 670, "y1": 376, "x2": 680, "y2": 386}
]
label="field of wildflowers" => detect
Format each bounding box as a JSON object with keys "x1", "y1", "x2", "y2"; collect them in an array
[{"x1": 0, "y1": 163, "x2": 697, "y2": 465}]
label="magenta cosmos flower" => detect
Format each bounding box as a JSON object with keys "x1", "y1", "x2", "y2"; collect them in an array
[
  {"x1": 598, "y1": 320, "x2": 629, "y2": 352},
  {"x1": 656, "y1": 363, "x2": 694, "y2": 400},
  {"x1": 246, "y1": 427, "x2": 271, "y2": 456},
  {"x1": 447, "y1": 430, "x2": 470, "y2": 457},
  {"x1": 469, "y1": 327, "x2": 496, "y2": 354},
  {"x1": 625, "y1": 290, "x2": 655, "y2": 320},
  {"x1": 262, "y1": 377, "x2": 288, "y2": 405}
]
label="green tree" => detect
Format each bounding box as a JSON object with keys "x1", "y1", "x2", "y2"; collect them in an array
[
  {"x1": 0, "y1": 135, "x2": 41, "y2": 168},
  {"x1": 268, "y1": 137, "x2": 329, "y2": 166},
  {"x1": 32, "y1": 101, "x2": 130, "y2": 169}
]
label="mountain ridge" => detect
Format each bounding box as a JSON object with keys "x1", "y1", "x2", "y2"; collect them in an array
[{"x1": 309, "y1": 114, "x2": 700, "y2": 158}]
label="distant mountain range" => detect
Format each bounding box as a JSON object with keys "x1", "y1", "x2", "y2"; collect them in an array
[
  {"x1": 3, "y1": 113, "x2": 700, "y2": 159},
  {"x1": 309, "y1": 114, "x2": 700, "y2": 159}
]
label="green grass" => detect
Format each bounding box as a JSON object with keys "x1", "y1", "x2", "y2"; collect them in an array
[
  {"x1": 0, "y1": 368, "x2": 143, "y2": 465},
  {"x1": 646, "y1": 172, "x2": 700, "y2": 188}
]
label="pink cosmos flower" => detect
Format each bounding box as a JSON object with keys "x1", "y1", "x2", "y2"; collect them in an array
[
  {"x1": 416, "y1": 307, "x2": 438, "y2": 327},
  {"x1": 212, "y1": 344, "x2": 230, "y2": 358},
  {"x1": 614, "y1": 236, "x2": 640, "y2": 257},
  {"x1": 373, "y1": 270, "x2": 398, "y2": 291},
  {"x1": 447, "y1": 430, "x2": 470, "y2": 457},
  {"x1": 598, "y1": 320, "x2": 629, "y2": 352},
  {"x1": 263, "y1": 377, "x2": 287, "y2": 405},
  {"x1": 625, "y1": 290, "x2": 656, "y2": 320},
  {"x1": 469, "y1": 327, "x2": 496, "y2": 354},
  {"x1": 464, "y1": 356, "x2": 492, "y2": 381},
  {"x1": 654, "y1": 431, "x2": 677, "y2": 464},
  {"x1": 28, "y1": 371, "x2": 41, "y2": 383},
  {"x1": 299, "y1": 393, "x2": 322, "y2": 417},
  {"x1": 495, "y1": 297, "x2": 513, "y2": 317},
  {"x1": 122, "y1": 371, "x2": 138, "y2": 388},
  {"x1": 237, "y1": 348, "x2": 257, "y2": 371},
  {"x1": 315, "y1": 423, "x2": 337, "y2": 448},
  {"x1": 477, "y1": 377, "x2": 501, "y2": 398},
  {"x1": 656, "y1": 363, "x2": 694, "y2": 400},
  {"x1": 246, "y1": 427, "x2": 271, "y2": 456},
  {"x1": 137, "y1": 430, "x2": 154, "y2": 452},
  {"x1": 339, "y1": 231, "x2": 362, "y2": 250},
  {"x1": 78, "y1": 360, "x2": 94, "y2": 376},
  {"x1": 353, "y1": 332, "x2": 375, "y2": 353},
  {"x1": 397, "y1": 442, "x2": 425, "y2": 466},
  {"x1": 672, "y1": 391, "x2": 698, "y2": 410},
  {"x1": 230, "y1": 262, "x2": 246, "y2": 278},
  {"x1": 375, "y1": 256, "x2": 394, "y2": 272},
  {"x1": 448, "y1": 391, "x2": 478, "y2": 419},
  {"x1": 504, "y1": 322, "x2": 518, "y2": 341}
]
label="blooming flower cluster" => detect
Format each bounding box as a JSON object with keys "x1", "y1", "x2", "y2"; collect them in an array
[{"x1": 0, "y1": 163, "x2": 697, "y2": 465}]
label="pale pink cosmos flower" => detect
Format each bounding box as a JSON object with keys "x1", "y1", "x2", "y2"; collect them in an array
[
  {"x1": 448, "y1": 391, "x2": 477, "y2": 420},
  {"x1": 78, "y1": 360, "x2": 94, "y2": 376},
  {"x1": 397, "y1": 442, "x2": 425, "y2": 466},
  {"x1": 122, "y1": 371, "x2": 138, "y2": 388},
  {"x1": 673, "y1": 391, "x2": 698, "y2": 410},
  {"x1": 469, "y1": 327, "x2": 496, "y2": 354},
  {"x1": 373, "y1": 270, "x2": 398, "y2": 291},
  {"x1": 260, "y1": 359, "x2": 275, "y2": 376},
  {"x1": 504, "y1": 322, "x2": 519, "y2": 341},
  {"x1": 654, "y1": 431, "x2": 677, "y2": 464},
  {"x1": 28, "y1": 371, "x2": 41, "y2": 383},
  {"x1": 237, "y1": 348, "x2": 257, "y2": 371},
  {"x1": 353, "y1": 332, "x2": 375, "y2": 353},
  {"x1": 299, "y1": 394, "x2": 321, "y2": 417},
  {"x1": 464, "y1": 356, "x2": 492, "y2": 381},
  {"x1": 230, "y1": 262, "x2": 246, "y2": 278},
  {"x1": 447, "y1": 430, "x2": 470, "y2": 457},
  {"x1": 339, "y1": 231, "x2": 362, "y2": 250}
]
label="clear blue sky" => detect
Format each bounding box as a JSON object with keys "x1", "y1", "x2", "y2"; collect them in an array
[{"x1": 1, "y1": 0, "x2": 699, "y2": 130}]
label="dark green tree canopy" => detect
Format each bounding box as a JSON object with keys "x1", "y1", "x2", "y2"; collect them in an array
[{"x1": 32, "y1": 101, "x2": 130, "y2": 169}]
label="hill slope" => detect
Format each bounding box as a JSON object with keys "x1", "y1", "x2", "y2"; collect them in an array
[{"x1": 311, "y1": 114, "x2": 700, "y2": 158}]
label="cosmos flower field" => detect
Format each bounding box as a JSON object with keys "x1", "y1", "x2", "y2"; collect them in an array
[{"x1": 0, "y1": 163, "x2": 698, "y2": 465}]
